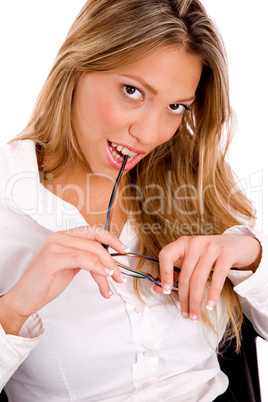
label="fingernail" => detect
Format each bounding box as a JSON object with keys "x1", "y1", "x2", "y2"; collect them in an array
[
  {"x1": 162, "y1": 284, "x2": 171, "y2": 295},
  {"x1": 109, "y1": 290, "x2": 114, "y2": 299},
  {"x1": 150, "y1": 285, "x2": 157, "y2": 294},
  {"x1": 105, "y1": 268, "x2": 114, "y2": 276},
  {"x1": 190, "y1": 314, "x2": 198, "y2": 323},
  {"x1": 206, "y1": 300, "x2": 215, "y2": 311},
  {"x1": 182, "y1": 312, "x2": 190, "y2": 319},
  {"x1": 123, "y1": 247, "x2": 131, "y2": 253},
  {"x1": 120, "y1": 274, "x2": 127, "y2": 283}
]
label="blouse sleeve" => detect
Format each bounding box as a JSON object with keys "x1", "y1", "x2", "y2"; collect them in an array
[
  {"x1": 0, "y1": 197, "x2": 49, "y2": 390},
  {"x1": 0, "y1": 313, "x2": 44, "y2": 391},
  {"x1": 225, "y1": 225, "x2": 268, "y2": 341}
]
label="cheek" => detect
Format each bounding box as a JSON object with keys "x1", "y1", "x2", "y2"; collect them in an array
[
  {"x1": 98, "y1": 102, "x2": 122, "y2": 128},
  {"x1": 88, "y1": 96, "x2": 126, "y2": 132},
  {"x1": 157, "y1": 117, "x2": 182, "y2": 146}
]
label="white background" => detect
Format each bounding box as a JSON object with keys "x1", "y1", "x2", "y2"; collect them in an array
[{"x1": 0, "y1": 1, "x2": 267, "y2": 399}]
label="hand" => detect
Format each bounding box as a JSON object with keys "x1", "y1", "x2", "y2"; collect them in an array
[
  {"x1": 152, "y1": 234, "x2": 262, "y2": 322},
  {"x1": 1, "y1": 226, "x2": 128, "y2": 332}
]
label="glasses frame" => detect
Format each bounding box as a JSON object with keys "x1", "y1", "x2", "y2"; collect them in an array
[{"x1": 103, "y1": 155, "x2": 180, "y2": 291}]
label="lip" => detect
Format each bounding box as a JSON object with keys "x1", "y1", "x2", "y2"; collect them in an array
[
  {"x1": 105, "y1": 141, "x2": 144, "y2": 171},
  {"x1": 108, "y1": 141, "x2": 146, "y2": 155}
]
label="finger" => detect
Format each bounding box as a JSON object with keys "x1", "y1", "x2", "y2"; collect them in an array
[
  {"x1": 177, "y1": 250, "x2": 200, "y2": 317},
  {"x1": 205, "y1": 255, "x2": 233, "y2": 311},
  {"x1": 151, "y1": 284, "x2": 163, "y2": 294},
  {"x1": 47, "y1": 232, "x2": 126, "y2": 283},
  {"x1": 187, "y1": 253, "x2": 217, "y2": 321},
  {"x1": 65, "y1": 226, "x2": 129, "y2": 254},
  {"x1": 158, "y1": 240, "x2": 186, "y2": 294},
  {"x1": 51, "y1": 246, "x2": 118, "y2": 279},
  {"x1": 151, "y1": 264, "x2": 182, "y2": 294},
  {"x1": 91, "y1": 273, "x2": 113, "y2": 299}
]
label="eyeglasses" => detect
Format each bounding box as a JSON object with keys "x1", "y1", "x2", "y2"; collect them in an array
[{"x1": 103, "y1": 155, "x2": 180, "y2": 291}]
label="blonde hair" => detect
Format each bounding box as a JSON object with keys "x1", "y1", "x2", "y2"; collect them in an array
[{"x1": 14, "y1": 0, "x2": 255, "y2": 351}]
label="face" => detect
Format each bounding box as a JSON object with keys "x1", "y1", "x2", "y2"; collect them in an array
[{"x1": 72, "y1": 46, "x2": 202, "y2": 177}]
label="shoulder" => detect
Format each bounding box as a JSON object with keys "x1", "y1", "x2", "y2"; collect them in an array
[
  {"x1": 0, "y1": 140, "x2": 37, "y2": 196},
  {"x1": 0, "y1": 139, "x2": 36, "y2": 162}
]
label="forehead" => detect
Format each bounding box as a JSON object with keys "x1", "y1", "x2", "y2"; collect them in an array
[{"x1": 107, "y1": 46, "x2": 203, "y2": 100}]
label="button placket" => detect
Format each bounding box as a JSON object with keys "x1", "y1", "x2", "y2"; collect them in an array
[
  {"x1": 109, "y1": 253, "x2": 160, "y2": 400},
  {"x1": 123, "y1": 300, "x2": 159, "y2": 393}
]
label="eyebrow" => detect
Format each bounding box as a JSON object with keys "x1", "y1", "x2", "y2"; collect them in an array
[{"x1": 120, "y1": 74, "x2": 196, "y2": 103}]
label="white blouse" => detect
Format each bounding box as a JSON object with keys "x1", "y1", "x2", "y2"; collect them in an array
[{"x1": 0, "y1": 140, "x2": 268, "y2": 402}]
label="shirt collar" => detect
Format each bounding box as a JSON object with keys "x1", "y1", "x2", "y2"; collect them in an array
[{"x1": 0, "y1": 140, "x2": 137, "y2": 244}]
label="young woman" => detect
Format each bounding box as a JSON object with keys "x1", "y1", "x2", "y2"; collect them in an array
[{"x1": 0, "y1": 0, "x2": 267, "y2": 401}]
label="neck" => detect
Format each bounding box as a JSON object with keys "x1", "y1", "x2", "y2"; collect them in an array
[{"x1": 41, "y1": 159, "x2": 128, "y2": 236}]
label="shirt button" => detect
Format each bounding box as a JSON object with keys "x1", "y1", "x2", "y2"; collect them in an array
[
  {"x1": 134, "y1": 304, "x2": 144, "y2": 313},
  {"x1": 143, "y1": 350, "x2": 154, "y2": 358},
  {"x1": 258, "y1": 297, "x2": 268, "y2": 304},
  {"x1": 251, "y1": 290, "x2": 260, "y2": 296},
  {"x1": 141, "y1": 382, "x2": 152, "y2": 389}
]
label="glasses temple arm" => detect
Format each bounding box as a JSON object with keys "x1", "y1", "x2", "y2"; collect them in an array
[{"x1": 102, "y1": 155, "x2": 128, "y2": 250}]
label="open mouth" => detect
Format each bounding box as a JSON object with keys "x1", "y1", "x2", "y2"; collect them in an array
[{"x1": 108, "y1": 141, "x2": 138, "y2": 162}]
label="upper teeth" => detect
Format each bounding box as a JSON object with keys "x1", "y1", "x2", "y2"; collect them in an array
[{"x1": 111, "y1": 142, "x2": 137, "y2": 157}]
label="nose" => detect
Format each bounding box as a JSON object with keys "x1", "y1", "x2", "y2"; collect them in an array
[{"x1": 128, "y1": 109, "x2": 161, "y2": 145}]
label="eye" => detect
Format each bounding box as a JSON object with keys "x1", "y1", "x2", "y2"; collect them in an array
[
  {"x1": 167, "y1": 103, "x2": 190, "y2": 115},
  {"x1": 123, "y1": 85, "x2": 143, "y2": 100}
]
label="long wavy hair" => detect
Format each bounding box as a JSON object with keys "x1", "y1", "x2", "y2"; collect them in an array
[{"x1": 13, "y1": 0, "x2": 256, "y2": 351}]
